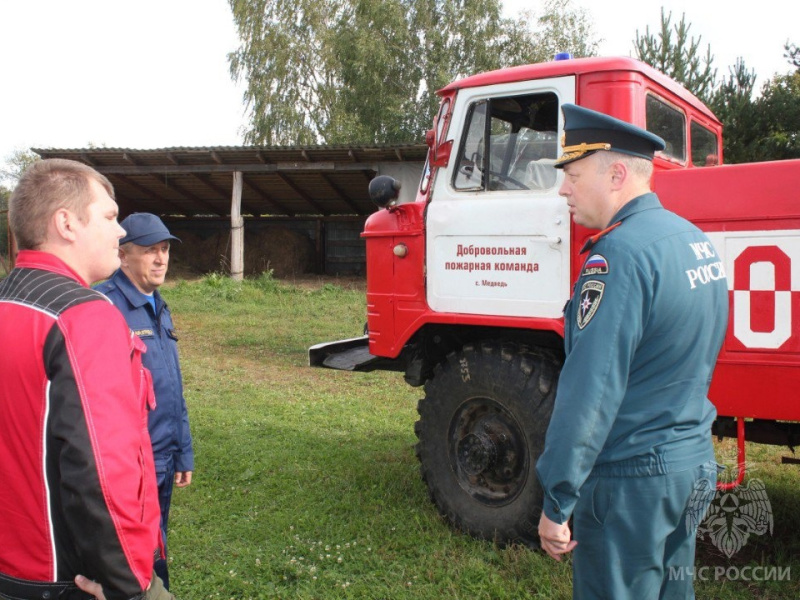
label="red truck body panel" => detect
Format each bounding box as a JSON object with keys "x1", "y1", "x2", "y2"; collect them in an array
[{"x1": 655, "y1": 160, "x2": 800, "y2": 421}]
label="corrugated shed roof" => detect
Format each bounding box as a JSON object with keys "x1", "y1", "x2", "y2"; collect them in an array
[{"x1": 34, "y1": 144, "x2": 427, "y2": 218}]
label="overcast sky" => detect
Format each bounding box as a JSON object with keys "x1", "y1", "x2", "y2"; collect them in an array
[
  {"x1": 1, "y1": 0, "x2": 798, "y2": 176},
  {"x1": 542, "y1": 0, "x2": 799, "y2": 88},
  {"x1": 1, "y1": 0, "x2": 246, "y2": 171}
]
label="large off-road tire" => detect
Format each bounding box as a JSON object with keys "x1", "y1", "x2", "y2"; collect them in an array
[{"x1": 414, "y1": 342, "x2": 560, "y2": 547}]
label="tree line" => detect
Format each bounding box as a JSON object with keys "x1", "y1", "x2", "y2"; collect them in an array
[
  {"x1": 227, "y1": 0, "x2": 800, "y2": 163},
  {"x1": 2, "y1": 0, "x2": 798, "y2": 212},
  {"x1": 227, "y1": 0, "x2": 597, "y2": 145}
]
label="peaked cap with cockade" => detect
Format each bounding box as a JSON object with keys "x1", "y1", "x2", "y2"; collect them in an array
[{"x1": 555, "y1": 104, "x2": 666, "y2": 168}]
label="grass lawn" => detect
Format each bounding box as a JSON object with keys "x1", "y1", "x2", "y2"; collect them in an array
[{"x1": 158, "y1": 274, "x2": 799, "y2": 599}]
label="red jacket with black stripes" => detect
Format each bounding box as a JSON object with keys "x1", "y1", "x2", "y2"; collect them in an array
[{"x1": 0, "y1": 251, "x2": 161, "y2": 600}]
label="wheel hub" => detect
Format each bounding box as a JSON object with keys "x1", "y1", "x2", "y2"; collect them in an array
[
  {"x1": 457, "y1": 432, "x2": 498, "y2": 475},
  {"x1": 449, "y1": 397, "x2": 528, "y2": 505}
]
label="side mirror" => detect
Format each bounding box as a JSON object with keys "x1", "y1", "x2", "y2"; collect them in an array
[
  {"x1": 426, "y1": 128, "x2": 436, "y2": 148},
  {"x1": 426, "y1": 128, "x2": 439, "y2": 167},
  {"x1": 431, "y1": 140, "x2": 453, "y2": 168},
  {"x1": 369, "y1": 175, "x2": 401, "y2": 209},
  {"x1": 426, "y1": 126, "x2": 452, "y2": 168}
]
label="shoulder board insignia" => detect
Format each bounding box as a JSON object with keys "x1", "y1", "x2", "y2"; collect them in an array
[
  {"x1": 580, "y1": 221, "x2": 622, "y2": 254},
  {"x1": 576, "y1": 280, "x2": 604, "y2": 330},
  {"x1": 133, "y1": 328, "x2": 155, "y2": 337},
  {"x1": 582, "y1": 254, "x2": 609, "y2": 276}
]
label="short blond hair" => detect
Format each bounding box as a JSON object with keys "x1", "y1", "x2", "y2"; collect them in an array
[{"x1": 9, "y1": 158, "x2": 115, "y2": 250}]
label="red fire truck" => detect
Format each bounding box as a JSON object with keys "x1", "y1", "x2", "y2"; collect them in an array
[{"x1": 310, "y1": 56, "x2": 800, "y2": 547}]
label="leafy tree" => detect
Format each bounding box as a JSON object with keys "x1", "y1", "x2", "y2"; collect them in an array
[
  {"x1": 228, "y1": 0, "x2": 597, "y2": 145},
  {"x1": 503, "y1": 0, "x2": 598, "y2": 66},
  {"x1": 708, "y1": 60, "x2": 800, "y2": 163},
  {"x1": 753, "y1": 71, "x2": 800, "y2": 160},
  {"x1": 708, "y1": 58, "x2": 758, "y2": 163},
  {"x1": 1, "y1": 149, "x2": 39, "y2": 265},
  {"x1": 328, "y1": 0, "x2": 516, "y2": 144},
  {"x1": 634, "y1": 8, "x2": 716, "y2": 103},
  {"x1": 0, "y1": 149, "x2": 39, "y2": 189},
  {"x1": 785, "y1": 41, "x2": 800, "y2": 71}
]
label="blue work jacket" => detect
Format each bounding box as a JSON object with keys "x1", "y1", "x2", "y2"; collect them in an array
[
  {"x1": 536, "y1": 193, "x2": 728, "y2": 524},
  {"x1": 95, "y1": 270, "x2": 194, "y2": 474}
]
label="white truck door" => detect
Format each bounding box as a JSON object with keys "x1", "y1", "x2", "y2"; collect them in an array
[{"x1": 426, "y1": 76, "x2": 575, "y2": 318}]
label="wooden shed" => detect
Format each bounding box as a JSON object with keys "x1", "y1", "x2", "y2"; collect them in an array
[{"x1": 32, "y1": 144, "x2": 426, "y2": 278}]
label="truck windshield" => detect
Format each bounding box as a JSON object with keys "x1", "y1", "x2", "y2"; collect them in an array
[{"x1": 453, "y1": 92, "x2": 558, "y2": 193}]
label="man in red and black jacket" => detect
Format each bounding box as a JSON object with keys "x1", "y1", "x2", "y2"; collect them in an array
[{"x1": 0, "y1": 159, "x2": 172, "y2": 600}]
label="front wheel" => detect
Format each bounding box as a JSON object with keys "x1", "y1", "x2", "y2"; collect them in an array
[{"x1": 414, "y1": 342, "x2": 561, "y2": 547}]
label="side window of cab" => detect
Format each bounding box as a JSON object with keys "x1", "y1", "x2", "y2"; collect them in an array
[
  {"x1": 646, "y1": 94, "x2": 686, "y2": 163},
  {"x1": 691, "y1": 121, "x2": 720, "y2": 166},
  {"x1": 453, "y1": 92, "x2": 559, "y2": 192}
]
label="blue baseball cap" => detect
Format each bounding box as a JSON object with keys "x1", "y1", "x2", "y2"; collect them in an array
[
  {"x1": 120, "y1": 213, "x2": 181, "y2": 246},
  {"x1": 555, "y1": 104, "x2": 666, "y2": 168}
]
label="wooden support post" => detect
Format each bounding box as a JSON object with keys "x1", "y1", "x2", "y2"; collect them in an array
[
  {"x1": 231, "y1": 171, "x2": 244, "y2": 281},
  {"x1": 316, "y1": 218, "x2": 325, "y2": 274}
]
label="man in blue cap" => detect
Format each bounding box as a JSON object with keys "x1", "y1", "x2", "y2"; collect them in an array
[
  {"x1": 535, "y1": 105, "x2": 728, "y2": 599},
  {"x1": 96, "y1": 213, "x2": 194, "y2": 591}
]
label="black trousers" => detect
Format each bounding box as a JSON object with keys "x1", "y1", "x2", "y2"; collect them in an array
[{"x1": 0, "y1": 571, "x2": 95, "y2": 600}]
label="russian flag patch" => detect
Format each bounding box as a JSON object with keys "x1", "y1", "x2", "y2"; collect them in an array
[{"x1": 582, "y1": 254, "x2": 609, "y2": 276}]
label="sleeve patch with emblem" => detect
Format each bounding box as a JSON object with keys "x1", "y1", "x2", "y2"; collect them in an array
[
  {"x1": 582, "y1": 254, "x2": 609, "y2": 276},
  {"x1": 577, "y1": 280, "x2": 604, "y2": 329}
]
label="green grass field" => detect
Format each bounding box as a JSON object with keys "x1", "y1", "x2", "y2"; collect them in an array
[{"x1": 149, "y1": 275, "x2": 798, "y2": 598}]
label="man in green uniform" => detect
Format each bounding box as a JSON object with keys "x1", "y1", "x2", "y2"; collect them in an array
[{"x1": 536, "y1": 104, "x2": 728, "y2": 599}]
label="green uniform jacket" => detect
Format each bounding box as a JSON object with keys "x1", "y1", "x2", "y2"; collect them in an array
[{"x1": 536, "y1": 193, "x2": 729, "y2": 524}]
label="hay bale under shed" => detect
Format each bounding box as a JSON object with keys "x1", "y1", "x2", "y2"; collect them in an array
[
  {"x1": 167, "y1": 230, "x2": 226, "y2": 275},
  {"x1": 241, "y1": 227, "x2": 315, "y2": 277},
  {"x1": 169, "y1": 226, "x2": 314, "y2": 278}
]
